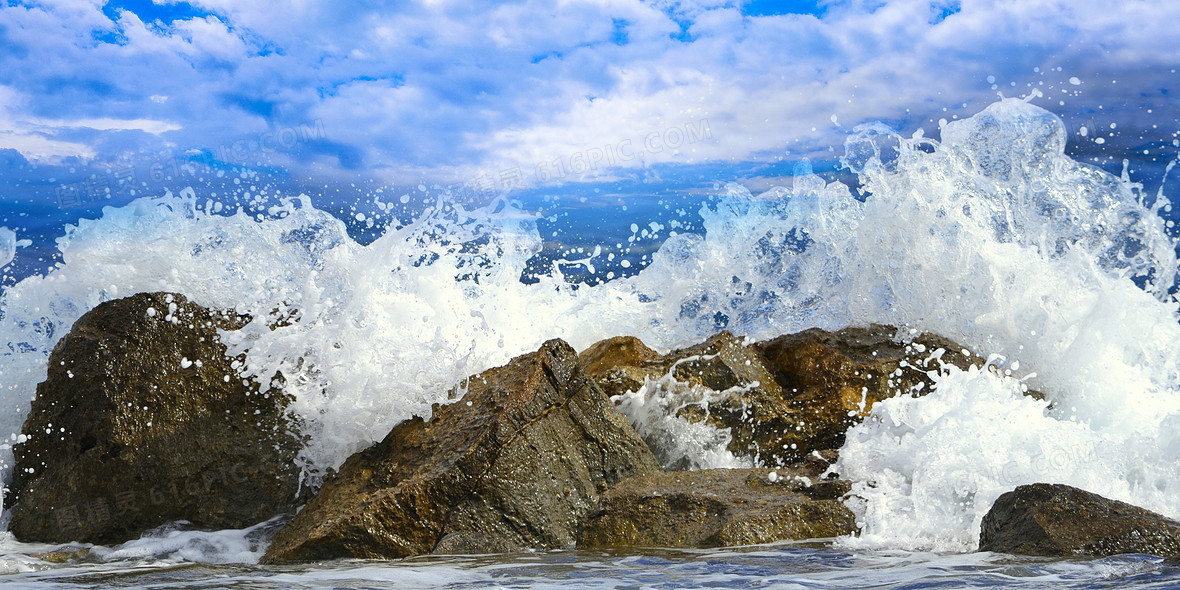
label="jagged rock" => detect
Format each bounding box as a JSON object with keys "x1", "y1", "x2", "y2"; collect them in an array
[
  {"x1": 582, "y1": 326, "x2": 983, "y2": 467},
  {"x1": 8, "y1": 292, "x2": 303, "y2": 545},
  {"x1": 979, "y1": 483, "x2": 1180, "y2": 558},
  {"x1": 262, "y1": 339, "x2": 660, "y2": 563},
  {"x1": 583, "y1": 331, "x2": 802, "y2": 468},
  {"x1": 577, "y1": 467, "x2": 856, "y2": 549},
  {"x1": 577, "y1": 336, "x2": 660, "y2": 399},
  {"x1": 658, "y1": 331, "x2": 802, "y2": 468}
]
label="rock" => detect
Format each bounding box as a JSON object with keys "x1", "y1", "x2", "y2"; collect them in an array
[
  {"x1": 577, "y1": 336, "x2": 661, "y2": 399},
  {"x1": 582, "y1": 325, "x2": 983, "y2": 467},
  {"x1": 979, "y1": 483, "x2": 1180, "y2": 558},
  {"x1": 30, "y1": 548, "x2": 93, "y2": 564},
  {"x1": 431, "y1": 531, "x2": 522, "y2": 555},
  {"x1": 577, "y1": 467, "x2": 856, "y2": 549},
  {"x1": 587, "y1": 331, "x2": 800, "y2": 468},
  {"x1": 8, "y1": 292, "x2": 303, "y2": 545},
  {"x1": 656, "y1": 331, "x2": 803, "y2": 468},
  {"x1": 752, "y1": 324, "x2": 982, "y2": 460},
  {"x1": 261, "y1": 339, "x2": 660, "y2": 563}
]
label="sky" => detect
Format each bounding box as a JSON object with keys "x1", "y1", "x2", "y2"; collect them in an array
[{"x1": 0, "y1": 0, "x2": 1178, "y2": 210}]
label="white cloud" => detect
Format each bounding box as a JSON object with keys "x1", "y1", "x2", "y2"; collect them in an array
[
  {"x1": 0, "y1": 131, "x2": 96, "y2": 161},
  {"x1": 0, "y1": 0, "x2": 1176, "y2": 182},
  {"x1": 0, "y1": 86, "x2": 93, "y2": 160},
  {"x1": 45, "y1": 117, "x2": 181, "y2": 135},
  {"x1": 463, "y1": 0, "x2": 1180, "y2": 183},
  {"x1": 0, "y1": 85, "x2": 179, "y2": 161}
]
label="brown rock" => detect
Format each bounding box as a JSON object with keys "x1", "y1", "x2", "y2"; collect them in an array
[
  {"x1": 8, "y1": 292, "x2": 303, "y2": 545},
  {"x1": 582, "y1": 326, "x2": 984, "y2": 467},
  {"x1": 979, "y1": 483, "x2": 1180, "y2": 558},
  {"x1": 753, "y1": 324, "x2": 982, "y2": 459},
  {"x1": 583, "y1": 331, "x2": 802, "y2": 468},
  {"x1": 577, "y1": 468, "x2": 856, "y2": 549},
  {"x1": 658, "y1": 331, "x2": 800, "y2": 467},
  {"x1": 577, "y1": 336, "x2": 660, "y2": 399},
  {"x1": 262, "y1": 339, "x2": 660, "y2": 563}
]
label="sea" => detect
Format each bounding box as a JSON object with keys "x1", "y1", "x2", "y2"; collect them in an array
[{"x1": 1, "y1": 96, "x2": 1180, "y2": 588}]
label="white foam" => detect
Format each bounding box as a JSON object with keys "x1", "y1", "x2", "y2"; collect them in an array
[
  {"x1": 826, "y1": 100, "x2": 1180, "y2": 551},
  {"x1": 0, "y1": 227, "x2": 15, "y2": 270},
  {"x1": 613, "y1": 357, "x2": 754, "y2": 470},
  {"x1": 90, "y1": 518, "x2": 277, "y2": 564}
]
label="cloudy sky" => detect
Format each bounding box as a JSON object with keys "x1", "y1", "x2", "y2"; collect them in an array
[{"x1": 0, "y1": 0, "x2": 1177, "y2": 199}]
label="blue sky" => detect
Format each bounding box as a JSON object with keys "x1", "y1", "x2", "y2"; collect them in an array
[{"x1": 0, "y1": 0, "x2": 1177, "y2": 202}]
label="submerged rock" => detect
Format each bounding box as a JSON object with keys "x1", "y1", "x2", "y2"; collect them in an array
[
  {"x1": 582, "y1": 325, "x2": 983, "y2": 467},
  {"x1": 8, "y1": 292, "x2": 303, "y2": 545},
  {"x1": 578, "y1": 467, "x2": 855, "y2": 549},
  {"x1": 262, "y1": 339, "x2": 660, "y2": 563},
  {"x1": 979, "y1": 483, "x2": 1180, "y2": 558}
]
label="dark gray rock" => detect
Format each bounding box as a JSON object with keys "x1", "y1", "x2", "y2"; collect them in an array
[
  {"x1": 8, "y1": 292, "x2": 303, "y2": 544},
  {"x1": 262, "y1": 339, "x2": 660, "y2": 563},
  {"x1": 979, "y1": 483, "x2": 1180, "y2": 558}
]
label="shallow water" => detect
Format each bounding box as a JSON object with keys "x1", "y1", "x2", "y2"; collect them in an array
[{"x1": 4, "y1": 546, "x2": 1180, "y2": 590}]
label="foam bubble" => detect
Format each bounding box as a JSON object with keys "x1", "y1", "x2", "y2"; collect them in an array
[{"x1": 830, "y1": 99, "x2": 1180, "y2": 550}]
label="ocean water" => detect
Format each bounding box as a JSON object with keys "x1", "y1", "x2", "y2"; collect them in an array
[
  {"x1": 1, "y1": 96, "x2": 1180, "y2": 587},
  {"x1": 4, "y1": 544, "x2": 1180, "y2": 589}
]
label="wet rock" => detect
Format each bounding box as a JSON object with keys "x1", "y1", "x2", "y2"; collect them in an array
[
  {"x1": 577, "y1": 467, "x2": 856, "y2": 549},
  {"x1": 262, "y1": 339, "x2": 660, "y2": 563},
  {"x1": 577, "y1": 336, "x2": 660, "y2": 399},
  {"x1": 658, "y1": 332, "x2": 801, "y2": 468},
  {"x1": 582, "y1": 326, "x2": 983, "y2": 467},
  {"x1": 584, "y1": 331, "x2": 802, "y2": 468},
  {"x1": 30, "y1": 548, "x2": 94, "y2": 564},
  {"x1": 752, "y1": 324, "x2": 982, "y2": 460},
  {"x1": 979, "y1": 483, "x2": 1180, "y2": 558},
  {"x1": 431, "y1": 531, "x2": 522, "y2": 555},
  {"x1": 8, "y1": 292, "x2": 303, "y2": 545}
]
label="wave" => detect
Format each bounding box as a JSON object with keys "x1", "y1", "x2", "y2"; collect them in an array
[{"x1": 0, "y1": 97, "x2": 1177, "y2": 553}]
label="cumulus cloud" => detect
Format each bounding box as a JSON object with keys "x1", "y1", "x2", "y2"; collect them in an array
[{"x1": 0, "y1": 0, "x2": 1176, "y2": 186}]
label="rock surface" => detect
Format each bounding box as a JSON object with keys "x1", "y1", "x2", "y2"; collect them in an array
[
  {"x1": 262, "y1": 339, "x2": 660, "y2": 563},
  {"x1": 577, "y1": 336, "x2": 661, "y2": 399},
  {"x1": 578, "y1": 466, "x2": 855, "y2": 549},
  {"x1": 979, "y1": 483, "x2": 1180, "y2": 558},
  {"x1": 8, "y1": 292, "x2": 303, "y2": 545},
  {"x1": 752, "y1": 325, "x2": 981, "y2": 460},
  {"x1": 582, "y1": 325, "x2": 983, "y2": 466}
]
